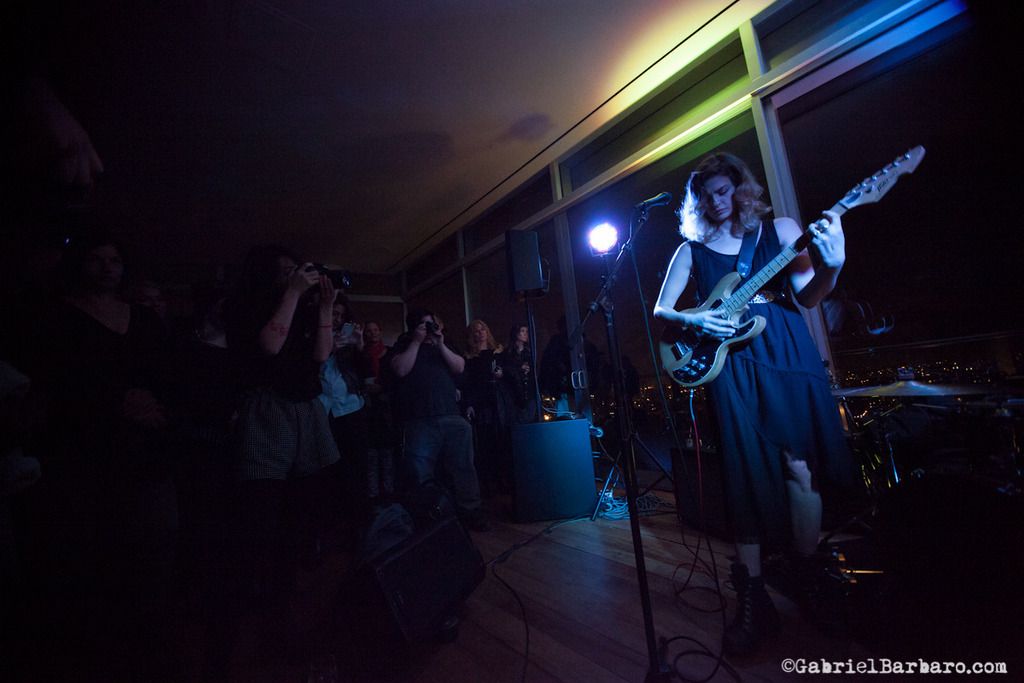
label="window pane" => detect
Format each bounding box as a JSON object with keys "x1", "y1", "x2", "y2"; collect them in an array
[
  {"x1": 757, "y1": 0, "x2": 894, "y2": 70},
  {"x1": 464, "y1": 248, "x2": 513, "y2": 349},
  {"x1": 778, "y1": 6, "x2": 1022, "y2": 381},
  {"x1": 530, "y1": 221, "x2": 566, "y2": 363}
]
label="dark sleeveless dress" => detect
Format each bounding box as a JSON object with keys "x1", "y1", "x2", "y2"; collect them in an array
[{"x1": 688, "y1": 222, "x2": 852, "y2": 546}]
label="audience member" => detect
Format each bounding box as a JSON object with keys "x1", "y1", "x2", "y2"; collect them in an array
[
  {"x1": 0, "y1": 360, "x2": 42, "y2": 643},
  {"x1": 319, "y1": 298, "x2": 372, "y2": 525},
  {"x1": 219, "y1": 245, "x2": 341, "y2": 668},
  {"x1": 161, "y1": 285, "x2": 241, "y2": 608},
  {"x1": 330, "y1": 294, "x2": 363, "y2": 358},
  {"x1": 360, "y1": 321, "x2": 395, "y2": 506},
  {"x1": 462, "y1": 319, "x2": 510, "y2": 497},
  {"x1": 17, "y1": 230, "x2": 178, "y2": 680},
  {"x1": 389, "y1": 308, "x2": 488, "y2": 531},
  {"x1": 361, "y1": 321, "x2": 387, "y2": 378},
  {"x1": 501, "y1": 323, "x2": 537, "y2": 424},
  {"x1": 539, "y1": 315, "x2": 603, "y2": 419},
  {"x1": 129, "y1": 278, "x2": 169, "y2": 324}
]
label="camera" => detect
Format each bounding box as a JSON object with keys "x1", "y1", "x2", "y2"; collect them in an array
[
  {"x1": 309, "y1": 263, "x2": 352, "y2": 290},
  {"x1": 423, "y1": 320, "x2": 439, "y2": 334}
]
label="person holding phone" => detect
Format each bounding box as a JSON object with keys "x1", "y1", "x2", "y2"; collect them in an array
[
  {"x1": 331, "y1": 295, "x2": 363, "y2": 355},
  {"x1": 318, "y1": 296, "x2": 373, "y2": 524}
]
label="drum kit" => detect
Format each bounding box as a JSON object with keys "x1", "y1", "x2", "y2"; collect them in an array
[
  {"x1": 831, "y1": 378, "x2": 1023, "y2": 500},
  {"x1": 827, "y1": 379, "x2": 1024, "y2": 611}
]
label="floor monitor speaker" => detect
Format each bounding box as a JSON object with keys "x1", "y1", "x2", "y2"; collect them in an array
[{"x1": 348, "y1": 514, "x2": 484, "y2": 645}]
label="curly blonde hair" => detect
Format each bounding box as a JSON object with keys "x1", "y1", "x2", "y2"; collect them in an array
[
  {"x1": 465, "y1": 319, "x2": 503, "y2": 358},
  {"x1": 678, "y1": 152, "x2": 771, "y2": 242}
]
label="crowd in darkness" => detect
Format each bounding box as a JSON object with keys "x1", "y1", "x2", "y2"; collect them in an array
[{"x1": 0, "y1": 70, "x2": 564, "y2": 680}]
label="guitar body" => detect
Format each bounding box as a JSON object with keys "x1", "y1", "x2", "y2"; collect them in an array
[{"x1": 658, "y1": 272, "x2": 766, "y2": 388}]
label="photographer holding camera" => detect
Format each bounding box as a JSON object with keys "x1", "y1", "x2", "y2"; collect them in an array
[
  {"x1": 389, "y1": 308, "x2": 488, "y2": 531},
  {"x1": 216, "y1": 246, "x2": 341, "y2": 668}
]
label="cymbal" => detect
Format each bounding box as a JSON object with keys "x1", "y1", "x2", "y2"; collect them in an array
[{"x1": 833, "y1": 380, "x2": 996, "y2": 398}]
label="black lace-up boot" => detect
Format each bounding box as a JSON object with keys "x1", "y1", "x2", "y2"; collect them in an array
[{"x1": 723, "y1": 563, "x2": 780, "y2": 657}]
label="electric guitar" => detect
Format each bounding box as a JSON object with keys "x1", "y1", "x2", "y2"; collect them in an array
[{"x1": 659, "y1": 145, "x2": 926, "y2": 388}]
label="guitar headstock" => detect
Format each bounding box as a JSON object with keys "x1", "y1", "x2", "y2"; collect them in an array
[{"x1": 837, "y1": 145, "x2": 925, "y2": 210}]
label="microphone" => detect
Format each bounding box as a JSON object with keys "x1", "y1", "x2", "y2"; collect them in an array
[{"x1": 635, "y1": 191, "x2": 672, "y2": 210}]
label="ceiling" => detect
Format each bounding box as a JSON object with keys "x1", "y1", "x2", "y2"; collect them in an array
[{"x1": 18, "y1": 0, "x2": 767, "y2": 276}]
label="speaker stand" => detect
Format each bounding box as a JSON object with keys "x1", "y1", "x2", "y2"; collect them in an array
[{"x1": 524, "y1": 296, "x2": 544, "y2": 421}]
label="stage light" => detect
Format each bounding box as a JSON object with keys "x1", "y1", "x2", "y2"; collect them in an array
[{"x1": 587, "y1": 222, "x2": 618, "y2": 256}]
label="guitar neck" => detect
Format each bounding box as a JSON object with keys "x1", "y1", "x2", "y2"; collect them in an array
[{"x1": 721, "y1": 202, "x2": 847, "y2": 316}]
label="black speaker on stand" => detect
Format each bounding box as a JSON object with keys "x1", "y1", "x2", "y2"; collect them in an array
[
  {"x1": 505, "y1": 229, "x2": 546, "y2": 294},
  {"x1": 506, "y1": 230, "x2": 547, "y2": 421}
]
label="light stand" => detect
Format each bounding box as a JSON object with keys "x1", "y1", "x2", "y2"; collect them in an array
[
  {"x1": 623, "y1": 225, "x2": 691, "y2": 499},
  {"x1": 570, "y1": 207, "x2": 672, "y2": 683}
]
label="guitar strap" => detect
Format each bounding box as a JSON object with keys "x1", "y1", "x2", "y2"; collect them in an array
[{"x1": 735, "y1": 221, "x2": 760, "y2": 279}]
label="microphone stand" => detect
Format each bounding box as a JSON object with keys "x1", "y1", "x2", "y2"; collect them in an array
[{"x1": 568, "y1": 204, "x2": 672, "y2": 683}]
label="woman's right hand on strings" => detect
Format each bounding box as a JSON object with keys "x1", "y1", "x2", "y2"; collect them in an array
[
  {"x1": 287, "y1": 263, "x2": 321, "y2": 295},
  {"x1": 682, "y1": 309, "x2": 737, "y2": 339}
]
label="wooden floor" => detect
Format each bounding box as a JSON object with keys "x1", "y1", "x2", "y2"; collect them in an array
[
  {"x1": 216, "y1": 492, "x2": 875, "y2": 683},
  {"x1": 396, "y1": 497, "x2": 869, "y2": 683},
  {"x1": 211, "y1": 483, "x2": 1021, "y2": 683},
  {"x1": 7, "y1": 466, "x2": 1019, "y2": 681}
]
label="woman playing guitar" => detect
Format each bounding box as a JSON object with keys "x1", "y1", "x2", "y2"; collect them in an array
[{"x1": 653, "y1": 152, "x2": 854, "y2": 656}]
